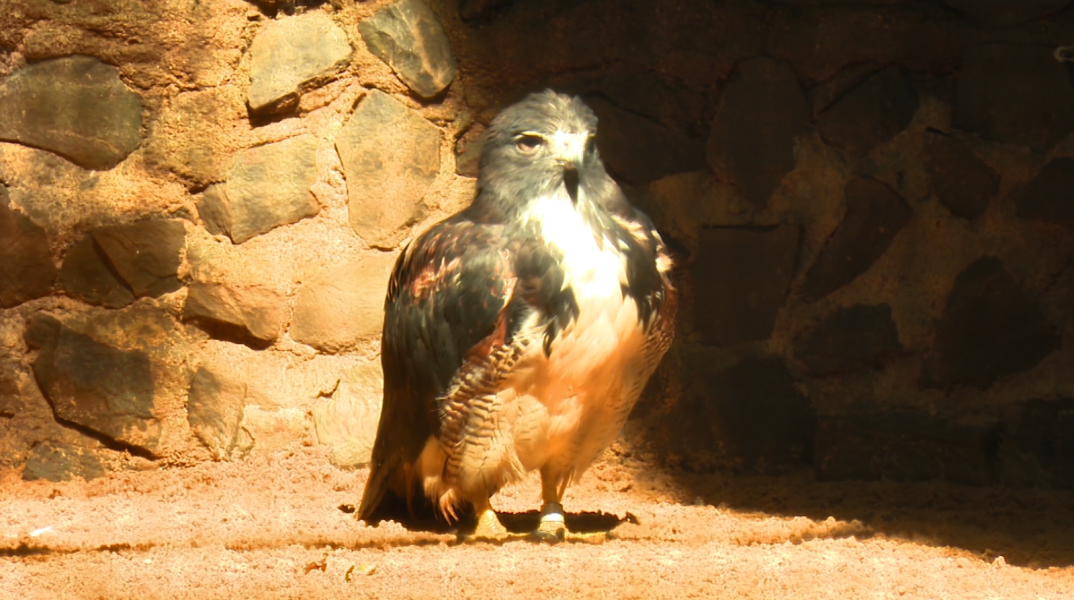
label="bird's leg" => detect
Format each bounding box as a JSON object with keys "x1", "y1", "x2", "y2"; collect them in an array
[
  {"x1": 534, "y1": 468, "x2": 567, "y2": 542},
  {"x1": 471, "y1": 495, "x2": 509, "y2": 539}
]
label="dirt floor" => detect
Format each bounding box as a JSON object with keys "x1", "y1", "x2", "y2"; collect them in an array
[{"x1": 2, "y1": 447, "x2": 1074, "y2": 600}]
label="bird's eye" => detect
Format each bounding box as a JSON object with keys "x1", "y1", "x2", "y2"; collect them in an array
[
  {"x1": 515, "y1": 134, "x2": 544, "y2": 152},
  {"x1": 585, "y1": 135, "x2": 596, "y2": 155}
]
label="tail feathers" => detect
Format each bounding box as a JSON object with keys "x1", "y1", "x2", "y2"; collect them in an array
[{"x1": 358, "y1": 452, "x2": 403, "y2": 523}]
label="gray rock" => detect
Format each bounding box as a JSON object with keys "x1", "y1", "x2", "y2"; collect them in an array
[
  {"x1": 1015, "y1": 158, "x2": 1074, "y2": 225},
  {"x1": 60, "y1": 220, "x2": 185, "y2": 307},
  {"x1": 224, "y1": 135, "x2": 320, "y2": 243},
  {"x1": 700, "y1": 358, "x2": 816, "y2": 471},
  {"x1": 586, "y1": 95, "x2": 706, "y2": 186},
  {"x1": 290, "y1": 252, "x2": 397, "y2": 352},
  {"x1": 694, "y1": 225, "x2": 800, "y2": 346},
  {"x1": 922, "y1": 257, "x2": 1059, "y2": 388},
  {"x1": 0, "y1": 187, "x2": 56, "y2": 308},
  {"x1": 924, "y1": 130, "x2": 998, "y2": 220},
  {"x1": 187, "y1": 364, "x2": 247, "y2": 461},
  {"x1": 943, "y1": 0, "x2": 1073, "y2": 26},
  {"x1": 814, "y1": 413, "x2": 999, "y2": 485},
  {"x1": 336, "y1": 90, "x2": 440, "y2": 248},
  {"x1": 816, "y1": 66, "x2": 919, "y2": 157},
  {"x1": 23, "y1": 440, "x2": 106, "y2": 482},
  {"x1": 801, "y1": 177, "x2": 911, "y2": 302},
  {"x1": 0, "y1": 56, "x2": 142, "y2": 170},
  {"x1": 182, "y1": 282, "x2": 286, "y2": 347},
  {"x1": 707, "y1": 57, "x2": 811, "y2": 207},
  {"x1": 196, "y1": 184, "x2": 231, "y2": 237},
  {"x1": 953, "y1": 43, "x2": 1074, "y2": 154},
  {"x1": 312, "y1": 359, "x2": 383, "y2": 468},
  {"x1": 359, "y1": 0, "x2": 458, "y2": 98},
  {"x1": 247, "y1": 13, "x2": 353, "y2": 114},
  {"x1": 794, "y1": 304, "x2": 903, "y2": 376},
  {"x1": 25, "y1": 315, "x2": 161, "y2": 453},
  {"x1": 999, "y1": 399, "x2": 1074, "y2": 489}
]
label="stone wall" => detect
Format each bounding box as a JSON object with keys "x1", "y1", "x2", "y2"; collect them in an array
[{"x1": 0, "y1": 0, "x2": 1073, "y2": 488}]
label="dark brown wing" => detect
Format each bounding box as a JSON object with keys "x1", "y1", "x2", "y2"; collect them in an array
[{"x1": 358, "y1": 214, "x2": 516, "y2": 522}]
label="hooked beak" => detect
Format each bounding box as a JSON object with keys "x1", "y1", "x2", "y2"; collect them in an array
[{"x1": 551, "y1": 131, "x2": 587, "y2": 203}]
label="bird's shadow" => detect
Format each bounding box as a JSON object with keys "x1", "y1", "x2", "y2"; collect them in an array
[{"x1": 353, "y1": 493, "x2": 631, "y2": 537}]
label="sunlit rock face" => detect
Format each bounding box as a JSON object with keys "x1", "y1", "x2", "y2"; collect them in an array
[{"x1": 0, "y1": 0, "x2": 1073, "y2": 488}]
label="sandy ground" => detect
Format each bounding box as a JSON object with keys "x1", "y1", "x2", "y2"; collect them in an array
[{"x1": 2, "y1": 448, "x2": 1073, "y2": 600}]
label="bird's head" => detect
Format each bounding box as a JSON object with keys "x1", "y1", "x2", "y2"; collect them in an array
[{"x1": 474, "y1": 90, "x2": 603, "y2": 215}]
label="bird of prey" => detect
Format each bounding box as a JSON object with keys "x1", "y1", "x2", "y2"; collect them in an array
[{"x1": 359, "y1": 90, "x2": 676, "y2": 541}]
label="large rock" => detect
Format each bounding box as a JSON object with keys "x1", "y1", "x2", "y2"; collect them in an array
[
  {"x1": 312, "y1": 359, "x2": 383, "y2": 468},
  {"x1": 801, "y1": 177, "x2": 911, "y2": 302},
  {"x1": 922, "y1": 257, "x2": 1059, "y2": 388},
  {"x1": 953, "y1": 43, "x2": 1074, "y2": 154},
  {"x1": 247, "y1": 13, "x2": 353, "y2": 114},
  {"x1": 1015, "y1": 158, "x2": 1074, "y2": 225},
  {"x1": 22, "y1": 440, "x2": 106, "y2": 482},
  {"x1": 182, "y1": 282, "x2": 286, "y2": 347},
  {"x1": 60, "y1": 220, "x2": 185, "y2": 308},
  {"x1": 25, "y1": 315, "x2": 161, "y2": 453},
  {"x1": 291, "y1": 252, "x2": 397, "y2": 352},
  {"x1": 816, "y1": 66, "x2": 919, "y2": 157},
  {"x1": 0, "y1": 187, "x2": 56, "y2": 308},
  {"x1": 702, "y1": 358, "x2": 816, "y2": 470},
  {"x1": 706, "y1": 57, "x2": 811, "y2": 206},
  {"x1": 0, "y1": 56, "x2": 143, "y2": 170},
  {"x1": 815, "y1": 413, "x2": 999, "y2": 485},
  {"x1": 924, "y1": 130, "x2": 998, "y2": 220},
  {"x1": 587, "y1": 95, "x2": 705, "y2": 186},
  {"x1": 943, "y1": 0, "x2": 1073, "y2": 26},
  {"x1": 999, "y1": 399, "x2": 1074, "y2": 489},
  {"x1": 336, "y1": 90, "x2": 440, "y2": 248},
  {"x1": 220, "y1": 135, "x2": 320, "y2": 243},
  {"x1": 187, "y1": 363, "x2": 248, "y2": 461},
  {"x1": 794, "y1": 304, "x2": 903, "y2": 376},
  {"x1": 694, "y1": 225, "x2": 800, "y2": 346},
  {"x1": 359, "y1": 0, "x2": 458, "y2": 98}
]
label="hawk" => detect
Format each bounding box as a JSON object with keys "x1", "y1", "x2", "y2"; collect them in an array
[{"x1": 359, "y1": 90, "x2": 676, "y2": 540}]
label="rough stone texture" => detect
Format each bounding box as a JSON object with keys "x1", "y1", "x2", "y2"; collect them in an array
[
  {"x1": 0, "y1": 187, "x2": 56, "y2": 308},
  {"x1": 0, "y1": 56, "x2": 142, "y2": 170},
  {"x1": 816, "y1": 66, "x2": 919, "y2": 157},
  {"x1": 793, "y1": 304, "x2": 903, "y2": 376},
  {"x1": 241, "y1": 405, "x2": 308, "y2": 453},
  {"x1": 359, "y1": 0, "x2": 458, "y2": 98},
  {"x1": 814, "y1": 413, "x2": 999, "y2": 486},
  {"x1": 247, "y1": 13, "x2": 353, "y2": 114},
  {"x1": 924, "y1": 130, "x2": 998, "y2": 220},
  {"x1": 1015, "y1": 158, "x2": 1074, "y2": 225},
  {"x1": 60, "y1": 220, "x2": 185, "y2": 307},
  {"x1": 943, "y1": 0, "x2": 1074, "y2": 26},
  {"x1": 694, "y1": 225, "x2": 800, "y2": 346},
  {"x1": 59, "y1": 235, "x2": 135, "y2": 309},
  {"x1": 801, "y1": 177, "x2": 911, "y2": 303},
  {"x1": 197, "y1": 184, "x2": 231, "y2": 237},
  {"x1": 312, "y1": 359, "x2": 383, "y2": 469},
  {"x1": 223, "y1": 135, "x2": 320, "y2": 244},
  {"x1": 22, "y1": 440, "x2": 106, "y2": 482},
  {"x1": 454, "y1": 123, "x2": 484, "y2": 178},
  {"x1": 953, "y1": 43, "x2": 1074, "y2": 154},
  {"x1": 923, "y1": 257, "x2": 1060, "y2": 389},
  {"x1": 706, "y1": 57, "x2": 811, "y2": 207},
  {"x1": 182, "y1": 282, "x2": 286, "y2": 347},
  {"x1": 587, "y1": 95, "x2": 705, "y2": 186},
  {"x1": 187, "y1": 364, "x2": 248, "y2": 461},
  {"x1": 291, "y1": 252, "x2": 397, "y2": 353},
  {"x1": 701, "y1": 358, "x2": 816, "y2": 470},
  {"x1": 24, "y1": 315, "x2": 160, "y2": 453},
  {"x1": 999, "y1": 399, "x2": 1074, "y2": 489},
  {"x1": 336, "y1": 90, "x2": 440, "y2": 248}
]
